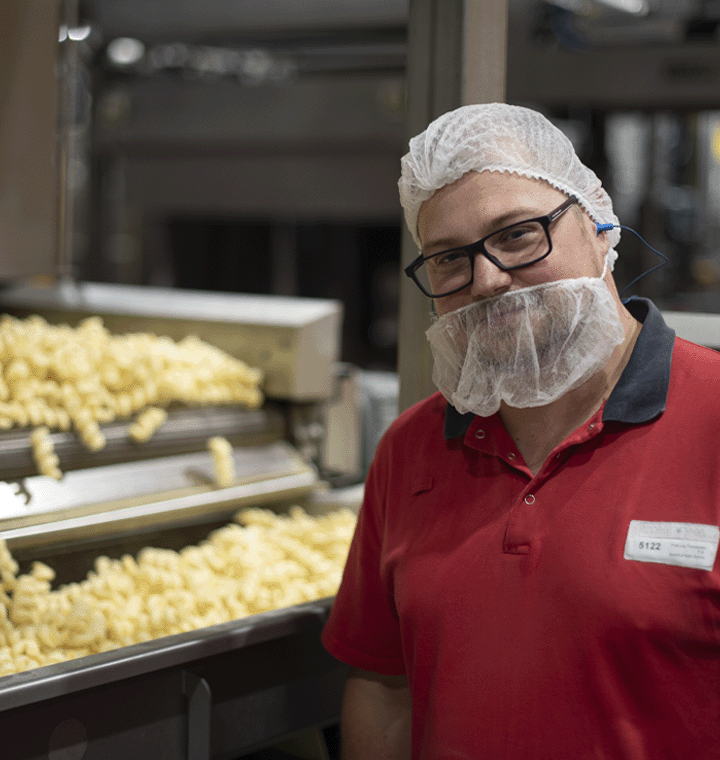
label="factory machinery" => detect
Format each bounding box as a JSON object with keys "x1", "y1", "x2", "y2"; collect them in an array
[{"x1": 0, "y1": 281, "x2": 355, "y2": 760}]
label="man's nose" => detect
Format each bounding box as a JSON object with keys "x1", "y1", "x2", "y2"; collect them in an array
[{"x1": 469, "y1": 253, "x2": 513, "y2": 298}]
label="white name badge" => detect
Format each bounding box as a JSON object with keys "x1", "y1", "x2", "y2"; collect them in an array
[{"x1": 624, "y1": 520, "x2": 720, "y2": 571}]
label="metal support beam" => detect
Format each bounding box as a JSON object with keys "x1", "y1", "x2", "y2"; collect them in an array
[
  {"x1": 0, "y1": 0, "x2": 60, "y2": 280},
  {"x1": 398, "y1": 0, "x2": 508, "y2": 412},
  {"x1": 464, "y1": 0, "x2": 508, "y2": 107}
]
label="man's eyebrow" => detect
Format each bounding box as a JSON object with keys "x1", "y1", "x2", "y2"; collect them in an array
[{"x1": 422, "y1": 207, "x2": 540, "y2": 252}]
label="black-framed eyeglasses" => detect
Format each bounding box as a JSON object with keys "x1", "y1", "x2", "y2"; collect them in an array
[{"x1": 404, "y1": 196, "x2": 579, "y2": 298}]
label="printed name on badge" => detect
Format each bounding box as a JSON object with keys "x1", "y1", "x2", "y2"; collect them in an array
[{"x1": 624, "y1": 520, "x2": 720, "y2": 571}]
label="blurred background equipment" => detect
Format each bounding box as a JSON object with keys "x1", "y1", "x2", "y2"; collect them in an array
[
  {"x1": 0, "y1": 0, "x2": 60, "y2": 280},
  {"x1": 24, "y1": 0, "x2": 719, "y2": 379}
]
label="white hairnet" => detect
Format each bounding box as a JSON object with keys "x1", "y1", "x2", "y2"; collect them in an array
[{"x1": 398, "y1": 103, "x2": 620, "y2": 269}]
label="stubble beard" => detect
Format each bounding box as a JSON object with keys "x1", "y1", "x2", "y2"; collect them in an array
[{"x1": 468, "y1": 288, "x2": 582, "y2": 376}]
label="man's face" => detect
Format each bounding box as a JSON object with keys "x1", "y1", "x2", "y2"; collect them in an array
[{"x1": 417, "y1": 171, "x2": 610, "y2": 316}]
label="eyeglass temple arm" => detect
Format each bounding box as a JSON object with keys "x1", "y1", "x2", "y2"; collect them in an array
[{"x1": 548, "y1": 195, "x2": 578, "y2": 222}]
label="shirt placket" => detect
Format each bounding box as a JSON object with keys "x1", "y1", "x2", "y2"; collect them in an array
[{"x1": 467, "y1": 414, "x2": 605, "y2": 555}]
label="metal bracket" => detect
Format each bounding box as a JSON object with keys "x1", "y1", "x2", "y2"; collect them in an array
[
  {"x1": 183, "y1": 671, "x2": 212, "y2": 760},
  {"x1": 9, "y1": 479, "x2": 31, "y2": 506}
]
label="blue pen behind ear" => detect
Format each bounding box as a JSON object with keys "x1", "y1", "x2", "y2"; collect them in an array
[{"x1": 595, "y1": 222, "x2": 669, "y2": 300}]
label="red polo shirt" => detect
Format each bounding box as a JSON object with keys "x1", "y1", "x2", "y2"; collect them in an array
[{"x1": 322, "y1": 299, "x2": 720, "y2": 760}]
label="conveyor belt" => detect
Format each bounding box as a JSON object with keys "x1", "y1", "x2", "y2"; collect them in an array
[
  {"x1": 0, "y1": 404, "x2": 287, "y2": 481},
  {"x1": 0, "y1": 597, "x2": 348, "y2": 760},
  {"x1": 0, "y1": 440, "x2": 319, "y2": 551},
  {"x1": 0, "y1": 281, "x2": 348, "y2": 757},
  {"x1": 0, "y1": 450, "x2": 345, "y2": 759}
]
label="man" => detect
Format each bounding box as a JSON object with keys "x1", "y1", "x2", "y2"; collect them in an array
[{"x1": 321, "y1": 103, "x2": 720, "y2": 759}]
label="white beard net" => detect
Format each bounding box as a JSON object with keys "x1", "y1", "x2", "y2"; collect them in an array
[
  {"x1": 425, "y1": 265, "x2": 625, "y2": 417},
  {"x1": 399, "y1": 103, "x2": 621, "y2": 271}
]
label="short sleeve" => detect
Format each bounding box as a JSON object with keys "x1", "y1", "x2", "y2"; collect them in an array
[{"x1": 321, "y1": 441, "x2": 406, "y2": 675}]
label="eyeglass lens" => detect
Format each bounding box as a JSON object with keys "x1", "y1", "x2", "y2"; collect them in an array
[{"x1": 416, "y1": 220, "x2": 549, "y2": 297}]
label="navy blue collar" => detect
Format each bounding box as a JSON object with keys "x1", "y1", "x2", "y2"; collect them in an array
[{"x1": 443, "y1": 297, "x2": 675, "y2": 440}]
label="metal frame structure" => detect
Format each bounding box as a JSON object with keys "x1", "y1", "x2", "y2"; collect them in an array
[{"x1": 0, "y1": 599, "x2": 346, "y2": 760}]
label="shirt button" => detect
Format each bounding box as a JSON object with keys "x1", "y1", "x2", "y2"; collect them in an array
[
  {"x1": 524, "y1": 494, "x2": 536, "y2": 505},
  {"x1": 589, "y1": 423, "x2": 596, "y2": 430},
  {"x1": 475, "y1": 429, "x2": 486, "y2": 439},
  {"x1": 507, "y1": 452, "x2": 517, "y2": 460}
]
